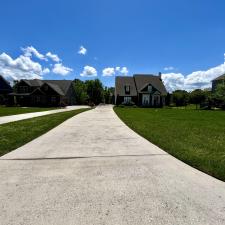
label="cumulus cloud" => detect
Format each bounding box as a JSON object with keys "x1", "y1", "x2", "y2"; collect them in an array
[
  {"x1": 120, "y1": 67, "x2": 129, "y2": 75},
  {"x1": 164, "y1": 66, "x2": 175, "y2": 71},
  {"x1": 161, "y1": 73, "x2": 184, "y2": 92},
  {"x1": 102, "y1": 67, "x2": 115, "y2": 76},
  {"x1": 162, "y1": 62, "x2": 225, "y2": 92},
  {"x1": 0, "y1": 52, "x2": 46, "y2": 81},
  {"x1": 78, "y1": 46, "x2": 87, "y2": 55},
  {"x1": 52, "y1": 63, "x2": 73, "y2": 76},
  {"x1": 46, "y1": 52, "x2": 61, "y2": 62},
  {"x1": 102, "y1": 66, "x2": 129, "y2": 77},
  {"x1": 21, "y1": 46, "x2": 47, "y2": 61},
  {"x1": 42, "y1": 68, "x2": 50, "y2": 74},
  {"x1": 80, "y1": 65, "x2": 97, "y2": 77}
]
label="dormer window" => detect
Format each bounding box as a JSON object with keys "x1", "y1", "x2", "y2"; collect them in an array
[
  {"x1": 148, "y1": 85, "x2": 152, "y2": 92},
  {"x1": 125, "y1": 85, "x2": 130, "y2": 94}
]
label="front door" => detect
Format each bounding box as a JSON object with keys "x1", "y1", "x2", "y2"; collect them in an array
[{"x1": 142, "y1": 94, "x2": 150, "y2": 105}]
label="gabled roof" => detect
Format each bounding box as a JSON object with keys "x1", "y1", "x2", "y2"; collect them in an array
[
  {"x1": 115, "y1": 76, "x2": 137, "y2": 96},
  {"x1": 0, "y1": 75, "x2": 13, "y2": 92},
  {"x1": 134, "y1": 74, "x2": 167, "y2": 95},
  {"x1": 213, "y1": 74, "x2": 225, "y2": 81},
  {"x1": 20, "y1": 79, "x2": 72, "y2": 95},
  {"x1": 44, "y1": 80, "x2": 72, "y2": 94},
  {"x1": 43, "y1": 82, "x2": 64, "y2": 96},
  {"x1": 30, "y1": 88, "x2": 46, "y2": 96},
  {"x1": 23, "y1": 79, "x2": 43, "y2": 86}
]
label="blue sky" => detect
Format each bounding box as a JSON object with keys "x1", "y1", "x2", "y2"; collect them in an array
[{"x1": 0, "y1": 0, "x2": 225, "y2": 91}]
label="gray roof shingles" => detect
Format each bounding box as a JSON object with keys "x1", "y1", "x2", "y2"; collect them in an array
[
  {"x1": 213, "y1": 74, "x2": 225, "y2": 81},
  {"x1": 115, "y1": 76, "x2": 137, "y2": 96},
  {"x1": 115, "y1": 74, "x2": 167, "y2": 96},
  {"x1": 134, "y1": 74, "x2": 167, "y2": 95},
  {"x1": 21, "y1": 79, "x2": 72, "y2": 95}
]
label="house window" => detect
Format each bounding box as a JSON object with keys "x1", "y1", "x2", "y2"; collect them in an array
[
  {"x1": 148, "y1": 85, "x2": 152, "y2": 92},
  {"x1": 124, "y1": 85, "x2": 130, "y2": 94},
  {"x1": 124, "y1": 96, "x2": 131, "y2": 103},
  {"x1": 153, "y1": 95, "x2": 160, "y2": 106}
]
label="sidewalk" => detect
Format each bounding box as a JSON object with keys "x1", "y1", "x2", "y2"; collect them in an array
[{"x1": 0, "y1": 105, "x2": 89, "y2": 125}]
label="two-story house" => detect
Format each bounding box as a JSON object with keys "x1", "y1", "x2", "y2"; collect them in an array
[
  {"x1": 9, "y1": 79, "x2": 76, "y2": 106},
  {"x1": 115, "y1": 74, "x2": 167, "y2": 107}
]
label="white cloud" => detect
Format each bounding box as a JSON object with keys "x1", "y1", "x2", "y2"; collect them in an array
[
  {"x1": 161, "y1": 73, "x2": 184, "y2": 92},
  {"x1": 78, "y1": 46, "x2": 87, "y2": 55},
  {"x1": 42, "y1": 68, "x2": 50, "y2": 74},
  {"x1": 162, "y1": 62, "x2": 225, "y2": 92},
  {"x1": 102, "y1": 66, "x2": 129, "y2": 77},
  {"x1": 102, "y1": 67, "x2": 115, "y2": 76},
  {"x1": 0, "y1": 52, "x2": 45, "y2": 81},
  {"x1": 80, "y1": 65, "x2": 97, "y2": 77},
  {"x1": 46, "y1": 52, "x2": 61, "y2": 62},
  {"x1": 120, "y1": 67, "x2": 129, "y2": 75},
  {"x1": 52, "y1": 63, "x2": 73, "y2": 76},
  {"x1": 164, "y1": 66, "x2": 175, "y2": 71},
  {"x1": 21, "y1": 46, "x2": 47, "y2": 61}
]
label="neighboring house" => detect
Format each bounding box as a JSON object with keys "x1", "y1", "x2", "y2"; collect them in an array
[
  {"x1": 0, "y1": 75, "x2": 13, "y2": 105},
  {"x1": 9, "y1": 79, "x2": 76, "y2": 106},
  {"x1": 212, "y1": 74, "x2": 225, "y2": 92},
  {"x1": 115, "y1": 74, "x2": 167, "y2": 107}
]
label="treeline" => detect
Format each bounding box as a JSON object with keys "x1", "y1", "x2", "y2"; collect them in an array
[
  {"x1": 72, "y1": 79, "x2": 114, "y2": 105},
  {"x1": 167, "y1": 84, "x2": 225, "y2": 109}
]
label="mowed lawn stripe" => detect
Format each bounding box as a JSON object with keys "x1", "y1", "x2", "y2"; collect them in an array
[
  {"x1": 114, "y1": 107, "x2": 225, "y2": 181},
  {"x1": 0, "y1": 108, "x2": 90, "y2": 157}
]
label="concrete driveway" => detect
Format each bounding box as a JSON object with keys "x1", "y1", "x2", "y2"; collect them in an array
[
  {"x1": 0, "y1": 105, "x2": 225, "y2": 225},
  {"x1": 0, "y1": 105, "x2": 89, "y2": 125}
]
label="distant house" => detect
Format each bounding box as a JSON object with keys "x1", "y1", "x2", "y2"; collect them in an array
[
  {"x1": 212, "y1": 74, "x2": 225, "y2": 92},
  {"x1": 9, "y1": 79, "x2": 75, "y2": 106},
  {"x1": 115, "y1": 74, "x2": 167, "y2": 107},
  {"x1": 0, "y1": 75, "x2": 13, "y2": 105}
]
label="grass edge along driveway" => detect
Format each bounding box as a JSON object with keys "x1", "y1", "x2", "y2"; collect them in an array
[
  {"x1": 114, "y1": 106, "x2": 225, "y2": 182},
  {"x1": 0, "y1": 106, "x2": 59, "y2": 117},
  {"x1": 0, "y1": 108, "x2": 91, "y2": 157}
]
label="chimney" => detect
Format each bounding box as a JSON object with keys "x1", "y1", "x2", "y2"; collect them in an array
[{"x1": 158, "y1": 72, "x2": 162, "y2": 79}]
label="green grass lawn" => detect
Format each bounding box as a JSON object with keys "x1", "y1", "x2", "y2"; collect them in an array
[
  {"x1": 0, "y1": 106, "x2": 59, "y2": 117},
  {"x1": 0, "y1": 108, "x2": 90, "y2": 156},
  {"x1": 114, "y1": 107, "x2": 225, "y2": 181}
]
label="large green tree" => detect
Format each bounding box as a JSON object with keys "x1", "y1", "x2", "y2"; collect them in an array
[
  {"x1": 189, "y1": 89, "x2": 207, "y2": 109},
  {"x1": 103, "y1": 87, "x2": 115, "y2": 104},
  {"x1": 73, "y1": 79, "x2": 88, "y2": 105},
  {"x1": 172, "y1": 90, "x2": 189, "y2": 106},
  {"x1": 85, "y1": 79, "x2": 104, "y2": 105}
]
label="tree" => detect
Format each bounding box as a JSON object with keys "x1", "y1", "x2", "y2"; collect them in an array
[
  {"x1": 85, "y1": 79, "x2": 104, "y2": 105},
  {"x1": 189, "y1": 89, "x2": 206, "y2": 109},
  {"x1": 103, "y1": 87, "x2": 115, "y2": 104},
  {"x1": 172, "y1": 90, "x2": 189, "y2": 106},
  {"x1": 72, "y1": 79, "x2": 88, "y2": 105},
  {"x1": 213, "y1": 84, "x2": 225, "y2": 109}
]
